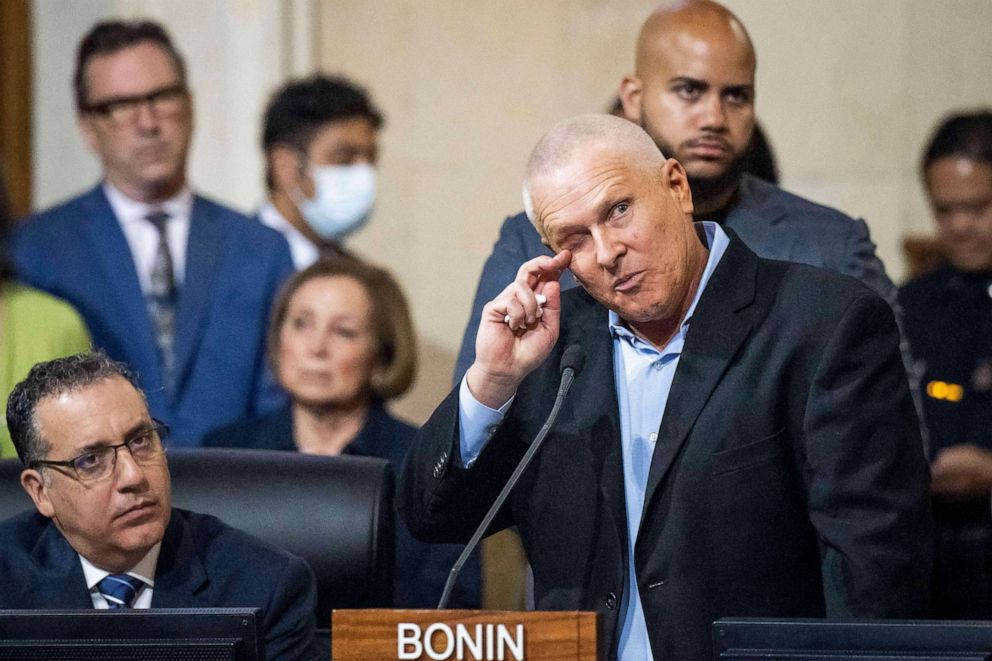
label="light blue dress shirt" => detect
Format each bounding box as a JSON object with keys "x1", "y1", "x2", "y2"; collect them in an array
[
  {"x1": 612, "y1": 222, "x2": 728, "y2": 659},
  {"x1": 458, "y1": 222, "x2": 730, "y2": 660}
]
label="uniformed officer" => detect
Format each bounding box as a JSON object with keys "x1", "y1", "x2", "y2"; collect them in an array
[{"x1": 900, "y1": 109, "x2": 992, "y2": 618}]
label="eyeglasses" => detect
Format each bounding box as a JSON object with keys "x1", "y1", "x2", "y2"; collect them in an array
[
  {"x1": 80, "y1": 84, "x2": 188, "y2": 125},
  {"x1": 29, "y1": 420, "x2": 169, "y2": 482}
]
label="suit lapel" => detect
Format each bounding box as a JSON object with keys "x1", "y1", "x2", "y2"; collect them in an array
[
  {"x1": 32, "y1": 518, "x2": 96, "y2": 608},
  {"x1": 559, "y1": 291, "x2": 629, "y2": 563},
  {"x1": 150, "y1": 510, "x2": 208, "y2": 607},
  {"x1": 172, "y1": 197, "x2": 225, "y2": 395},
  {"x1": 640, "y1": 236, "x2": 758, "y2": 521},
  {"x1": 80, "y1": 187, "x2": 162, "y2": 388}
]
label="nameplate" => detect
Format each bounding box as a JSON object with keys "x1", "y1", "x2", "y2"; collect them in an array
[{"x1": 332, "y1": 609, "x2": 598, "y2": 660}]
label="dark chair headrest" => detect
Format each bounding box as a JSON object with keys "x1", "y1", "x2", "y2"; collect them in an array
[{"x1": 0, "y1": 449, "x2": 394, "y2": 627}]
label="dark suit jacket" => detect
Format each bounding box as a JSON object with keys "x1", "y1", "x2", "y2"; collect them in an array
[
  {"x1": 203, "y1": 402, "x2": 482, "y2": 609},
  {"x1": 402, "y1": 235, "x2": 932, "y2": 661},
  {"x1": 12, "y1": 186, "x2": 295, "y2": 446},
  {"x1": 454, "y1": 173, "x2": 899, "y2": 382},
  {"x1": 0, "y1": 508, "x2": 319, "y2": 660}
]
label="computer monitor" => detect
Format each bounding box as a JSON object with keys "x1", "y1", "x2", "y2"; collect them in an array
[
  {"x1": 0, "y1": 608, "x2": 263, "y2": 661},
  {"x1": 714, "y1": 618, "x2": 992, "y2": 660}
]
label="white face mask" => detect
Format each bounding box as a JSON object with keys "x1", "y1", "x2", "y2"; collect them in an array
[{"x1": 296, "y1": 164, "x2": 376, "y2": 240}]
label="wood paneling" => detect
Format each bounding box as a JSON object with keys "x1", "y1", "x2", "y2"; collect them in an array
[
  {"x1": 332, "y1": 609, "x2": 599, "y2": 661},
  {"x1": 0, "y1": 0, "x2": 32, "y2": 218}
]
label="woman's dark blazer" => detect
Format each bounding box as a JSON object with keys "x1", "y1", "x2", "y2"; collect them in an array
[{"x1": 204, "y1": 400, "x2": 481, "y2": 608}]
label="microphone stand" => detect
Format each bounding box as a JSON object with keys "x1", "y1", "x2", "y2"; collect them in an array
[{"x1": 437, "y1": 349, "x2": 583, "y2": 609}]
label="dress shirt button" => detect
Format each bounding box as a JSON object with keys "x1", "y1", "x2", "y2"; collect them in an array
[
  {"x1": 649, "y1": 432, "x2": 658, "y2": 443},
  {"x1": 653, "y1": 361, "x2": 663, "y2": 371},
  {"x1": 605, "y1": 592, "x2": 618, "y2": 610}
]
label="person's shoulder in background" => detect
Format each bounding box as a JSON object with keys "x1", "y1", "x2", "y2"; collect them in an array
[
  {"x1": 200, "y1": 406, "x2": 295, "y2": 452},
  {"x1": 3, "y1": 283, "x2": 91, "y2": 351}
]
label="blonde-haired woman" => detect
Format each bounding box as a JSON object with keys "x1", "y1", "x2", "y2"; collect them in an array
[{"x1": 205, "y1": 256, "x2": 479, "y2": 607}]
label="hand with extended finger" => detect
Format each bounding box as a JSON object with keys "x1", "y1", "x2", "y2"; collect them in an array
[{"x1": 467, "y1": 250, "x2": 571, "y2": 408}]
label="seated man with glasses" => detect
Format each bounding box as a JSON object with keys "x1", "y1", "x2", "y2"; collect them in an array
[
  {"x1": 12, "y1": 19, "x2": 294, "y2": 447},
  {"x1": 0, "y1": 352, "x2": 319, "y2": 661}
]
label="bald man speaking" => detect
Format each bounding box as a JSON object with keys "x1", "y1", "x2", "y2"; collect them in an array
[
  {"x1": 401, "y1": 115, "x2": 931, "y2": 661},
  {"x1": 454, "y1": 0, "x2": 901, "y2": 385}
]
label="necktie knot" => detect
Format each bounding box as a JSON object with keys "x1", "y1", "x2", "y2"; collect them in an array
[
  {"x1": 97, "y1": 573, "x2": 145, "y2": 609},
  {"x1": 145, "y1": 210, "x2": 170, "y2": 234}
]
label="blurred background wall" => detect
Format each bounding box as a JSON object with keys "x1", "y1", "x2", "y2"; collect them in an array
[{"x1": 28, "y1": 0, "x2": 992, "y2": 424}]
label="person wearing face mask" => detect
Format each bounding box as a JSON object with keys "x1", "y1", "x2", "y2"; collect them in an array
[{"x1": 260, "y1": 75, "x2": 382, "y2": 269}]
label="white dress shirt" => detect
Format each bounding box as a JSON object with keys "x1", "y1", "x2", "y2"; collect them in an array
[
  {"x1": 80, "y1": 542, "x2": 161, "y2": 609},
  {"x1": 258, "y1": 201, "x2": 318, "y2": 271},
  {"x1": 104, "y1": 182, "x2": 193, "y2": 291}
]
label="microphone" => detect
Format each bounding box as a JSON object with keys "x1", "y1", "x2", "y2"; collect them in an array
[{"x1": 437, "y1": 344, "x2": 586, "y2": 609}]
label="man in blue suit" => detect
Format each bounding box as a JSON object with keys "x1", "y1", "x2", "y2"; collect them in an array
[
  {"x1": 455, "y1": 0, "x2": 901, "y2": 383},
  {"x1": 13, "y1": 20, "x2": 294, "y2": 445},
  {"x1": 1, "y1": 353, "x2": 319, "y2": 660}
]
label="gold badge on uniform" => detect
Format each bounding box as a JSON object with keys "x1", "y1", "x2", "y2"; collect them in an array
[{"x1": 927, "y1": 380, "x2": 964, "y2": 402}]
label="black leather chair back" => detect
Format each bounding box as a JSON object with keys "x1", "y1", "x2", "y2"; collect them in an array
[{"x1": 0, "y1": 449, "x2": 394, "y2": 628}]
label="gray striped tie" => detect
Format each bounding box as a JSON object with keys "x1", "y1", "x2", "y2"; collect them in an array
[{"x1": 145, "y1": 211, "x2": 177, "y2": 388}]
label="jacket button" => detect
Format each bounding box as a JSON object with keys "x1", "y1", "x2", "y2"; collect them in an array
[{"x1": 605, "y1": 592, "x2": 618, "y2": 610}]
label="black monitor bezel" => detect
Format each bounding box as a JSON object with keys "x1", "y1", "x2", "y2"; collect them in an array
[
  {"x1": 0, "y1": 608, "x2": 264, "y2": 661},
  {"x1": 714, "y1": 618, "x2": 992, "y2": 660}
]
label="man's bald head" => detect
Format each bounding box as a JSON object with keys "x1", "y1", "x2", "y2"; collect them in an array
[
  {"x1": 523, "y1": 113, "x2": 667, "y2": 238},
  {"x1": 635, "y1": 1, "x2": 755, "y2": 78},
  {"x1": 620, "y1": 1, "x2": 757, "y2": 214}
]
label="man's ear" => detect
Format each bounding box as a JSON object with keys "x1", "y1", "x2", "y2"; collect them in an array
[
  {"x1": 21, "y1": 469, "x2": 55, "y2": 519},
  {"x1": 619, "y1": 76, "x2": 643, "y2": 124},
  {"x1": 663, "y1": 158, "x2": 694, "y2": 215},
  {"x1": 270, "y1": 145, "x2": 310, "y2": 197},
  {"x1": 77, "y1": 114, "x2": 100, "y2": 155}
]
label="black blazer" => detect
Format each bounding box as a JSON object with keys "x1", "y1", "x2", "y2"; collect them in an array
[
  {"x1": 401, "y1": 234, "x2": 933, "y2": 661},
  {"x1": 204, "y1": 402, "x2": 482, "y2": 608},
  {"x1": 0, "y1": 508, "x2": 319, "y2": 660}
]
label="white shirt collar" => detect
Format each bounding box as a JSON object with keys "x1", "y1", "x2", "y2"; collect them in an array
[
  {"x1": 608, "y1": 221, "x2": 730, "y2": 342},
  {"x1": 258, "y1": 200, "x2": 319, "y2": 271},
  {"x1": 102, "y1": 182, "x2": 193, "y2": 289},
  {"x1": 79, "y1": 542, "x2": 161, "y2": 591},
  {"x1": 103, "y1": 181, "x2": 193, "y2": 226}
]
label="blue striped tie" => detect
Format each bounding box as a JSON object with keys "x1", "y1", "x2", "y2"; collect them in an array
[{"x1": 97, "y1": 574, "x2": 144, "y2": 609}]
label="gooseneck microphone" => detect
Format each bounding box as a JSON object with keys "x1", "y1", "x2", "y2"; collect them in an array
[{"x1": 437, "y1": 344, "x2": 586, "y2": 609}]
